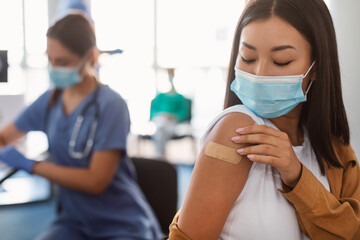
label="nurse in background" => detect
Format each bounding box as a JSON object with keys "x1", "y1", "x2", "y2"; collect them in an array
[
  {"x1": 0, "y1": 13, "x2": 163, "y2": 240},
  {"x1": 150, "y1": 68, "x2": 190, "y2": 159}
]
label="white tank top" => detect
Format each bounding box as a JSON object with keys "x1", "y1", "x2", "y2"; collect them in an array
[{"x1": 201, "y1": 105, "x2": 330, "y2": 240}]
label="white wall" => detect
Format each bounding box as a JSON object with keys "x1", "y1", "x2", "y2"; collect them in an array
[{"x1": 328, "y1": 0, "x2": 360, "y2": 157}]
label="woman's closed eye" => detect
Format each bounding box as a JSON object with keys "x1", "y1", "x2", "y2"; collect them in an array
[
  {"x1": 241, "y1": 56, "x2": 255, "y2": 64},
  {"x1": 274, "y1": 60, "x2": 292, "y2": 66}
]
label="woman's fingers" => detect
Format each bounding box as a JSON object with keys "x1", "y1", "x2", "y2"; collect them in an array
[
  {"x1": 236, "y1": 124, "x2": 288, "y2": 140},
  {"x1": 231, "y1": 133, "x2": 280, "y2": 147},
  {"x1": 237, "y1": 144, "x2": 281, "y2": 158},
  {"x1": 246, "y1": 154, "x2": 277, "y2": 166}
]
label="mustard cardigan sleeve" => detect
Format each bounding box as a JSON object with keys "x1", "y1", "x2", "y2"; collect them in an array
[
  {"x1": 281, "y1": 144, "x2": 360, "y2": 240},
  {"x1": 168, "y1": 210, "x2": 192, "y2": 240}
]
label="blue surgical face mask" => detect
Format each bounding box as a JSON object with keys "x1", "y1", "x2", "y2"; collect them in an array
[
  {"x1": 48, "y1": 55, "x2": 88, "y2": 89},
  {"x1": 230, "y1": 61, "x2": 315, "y2": 118}
]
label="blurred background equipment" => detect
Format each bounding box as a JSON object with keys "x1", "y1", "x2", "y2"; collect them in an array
[{"x1": 0, "y1": 50, "x2": 8, "y2": 83}]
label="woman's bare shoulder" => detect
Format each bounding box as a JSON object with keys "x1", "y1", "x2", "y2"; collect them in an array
[{"x1": 203, "y1": 112, "x2": 255, "y2": 148}]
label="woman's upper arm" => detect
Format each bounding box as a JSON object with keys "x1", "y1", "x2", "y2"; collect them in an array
[
  {"x1": 88, "y1": 149, "x2": 122, "y2": 193},
  {"x1": 0, "y1": 123, "x2": 26, "y2": 147},
  {"x1": 178, "y1": 112, "x2": 255, "y2": 240},
  {"x1": 33, "y1": 149, "x2": 122, "y2": 195}
]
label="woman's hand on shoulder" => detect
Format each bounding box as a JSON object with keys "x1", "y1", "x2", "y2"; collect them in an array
[
  {"x1": 231, "y1": 124, "x2": 302, "y2": 188},
  {"x1": 177, "y1": 112, "x2": 255, "y2": 240}
]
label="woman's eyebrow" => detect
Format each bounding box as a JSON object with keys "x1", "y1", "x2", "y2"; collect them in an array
[
  {"x1": 241, "y1": 42, "x2": 296, "y2": 52},
  {"x1": 241, "y1": 41, "x2": 256, "y2": 50},
  {"x1": 271, "y1": 45, "x2": 296, "y2": 51}
]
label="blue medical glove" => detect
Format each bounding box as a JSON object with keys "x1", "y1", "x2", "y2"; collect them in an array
[{"x1": 0, "y1": 145, "x2": 35, "y2": 173}]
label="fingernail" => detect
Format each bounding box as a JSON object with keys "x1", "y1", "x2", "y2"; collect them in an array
[
  {"x1": 247, "y1": 154, "x2": 254, "y2": 160},
  {"x1": 231, "y1": 136, "x2": 240, "y2": 141},
  {"x1": 236, "y1": 128, "x2": 245, "y2": 133},
  {"x1": 237, "y1": 148, "x2": 244, "y2": 154}
]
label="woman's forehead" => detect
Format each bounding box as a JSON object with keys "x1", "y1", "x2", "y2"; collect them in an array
[
  {"x1": 240, "y1": 16, "x2": 310, "y2": 52},
  {"x1": 46, "y1": 38, "x2": 79, "y2": 59}
]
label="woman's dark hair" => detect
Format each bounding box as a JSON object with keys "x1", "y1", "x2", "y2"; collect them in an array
[
  {"x1": 47, "y1": 13, "x2": 96, "y2": 106},
  {"x1": 47, "y1": 13, "x2": 96, "y2": 57},
  {"x1": 224, "y1": 0, "x2": 349, "y2": 174}
]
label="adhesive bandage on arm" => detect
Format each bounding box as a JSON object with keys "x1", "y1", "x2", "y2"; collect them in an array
[{"x1": 204, "y1": 142, "x2": 242, "y2": 164}]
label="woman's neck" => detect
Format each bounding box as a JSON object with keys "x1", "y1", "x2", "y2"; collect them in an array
[
  {"x1": 270, "y1": 106, "x2": 304, "y2": 146},
  {"x1": 61, "y1": 74, "x2": 98, "y2": 115},
  {"x1": 65, "y1": 74, "x2": 98, "y2": 97}
]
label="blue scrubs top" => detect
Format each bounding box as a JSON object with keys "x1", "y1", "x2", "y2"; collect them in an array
[{"x1": 15, "y1": 85, "x2": 164, "y2": 239}]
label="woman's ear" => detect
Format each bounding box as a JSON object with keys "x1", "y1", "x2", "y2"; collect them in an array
[
  {"x1": 80, "y1": 48, "x2": 98, "y2": 76},
  {"x1": 88, "y1": 47, "x2": 99, "y2": 67}
]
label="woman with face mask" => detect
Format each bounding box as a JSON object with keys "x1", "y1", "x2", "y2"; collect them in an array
[
  {"x1": 169, "y1": 0, "x2": 360, "y2": 239},
  {"x1": 0, "y1": 13, "x2": 164, "y2": 240}
]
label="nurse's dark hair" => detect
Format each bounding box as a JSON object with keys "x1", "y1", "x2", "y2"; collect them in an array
[
  {"x1": 46, "y1": 13, "x2": 96, "y2": 57},
  {"x1": 225, "y1": 0, "x2": 349, "y2": 174},
  {"x1": 47, "y1": 13, "x2": 96, "y2": 106}
]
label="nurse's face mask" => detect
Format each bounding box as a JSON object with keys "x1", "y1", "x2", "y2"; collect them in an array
[
  {"x1": 230, "y1": 61, "x2": 315, "y2": 118},
  {"x1": 48, "y1": 53, "x2": 90, "y2": 89}
]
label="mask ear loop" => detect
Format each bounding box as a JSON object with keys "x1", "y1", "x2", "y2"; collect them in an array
[
  {"x1": 305, "y1": 80, "x2": 313, "y2": 100},
  {"x1": 303, "y1": 61, "x2": 315, "y2": 100},
  {"x1": 303, "y1": 61, "x2": 316, "y2": 78}
]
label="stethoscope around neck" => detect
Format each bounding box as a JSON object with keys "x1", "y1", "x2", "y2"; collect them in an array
[
  {"x1": 68, "y1": 86, "x2": 100, "y2": 159},
  {"x1": 46, "y1": 85, "x2": 100, "y2": 159}
]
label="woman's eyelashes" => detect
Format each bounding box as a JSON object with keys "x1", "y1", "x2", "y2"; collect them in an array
[
  {"x1": 241, "y1": 56, "x2": 255, "y2": 64},
  {"x1": 240, "y1": 56, "x2": 293, "y2": 66},
  {"x1": 274, "y1": 60, "x2": 292, "y2": 66}
]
